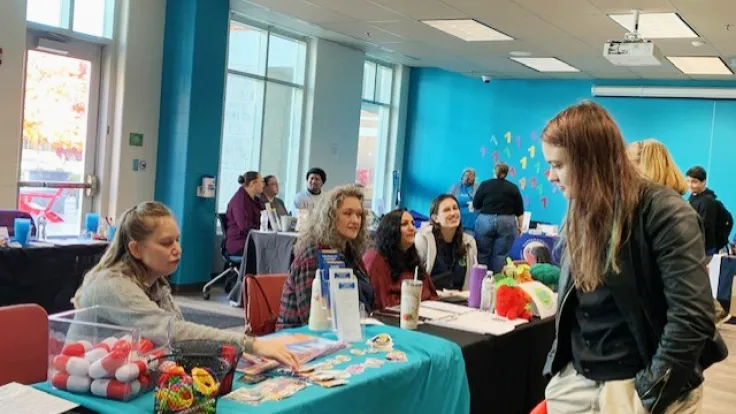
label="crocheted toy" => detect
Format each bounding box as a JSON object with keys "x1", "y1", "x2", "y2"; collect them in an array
[
  {"x1": 494, "y1": 277, "x2": 533, "y2": 320},
  {"x1": 502, "y1": 258, "x2": 533, "y2": 284},
  {"x1": 529, "y1": 263, "x2": 561, "y2": 291}
]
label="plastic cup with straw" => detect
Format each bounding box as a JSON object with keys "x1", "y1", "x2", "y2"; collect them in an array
[{"x1": 401, "y1": 266, "x2": 423, "y2": 329}]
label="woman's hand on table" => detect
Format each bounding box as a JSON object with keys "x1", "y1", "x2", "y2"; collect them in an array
[{"x1": 252, "y1": 338, "x2": 300, "y2": 369}]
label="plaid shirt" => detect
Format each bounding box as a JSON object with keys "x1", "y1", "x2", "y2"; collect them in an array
[{"x1": 277, "y1": 243, "x2": 373, "y2": 330}]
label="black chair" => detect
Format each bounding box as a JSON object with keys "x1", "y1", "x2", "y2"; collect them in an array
[{"x1": 202, "y1": 213, "x2": 242, "y2": 300}]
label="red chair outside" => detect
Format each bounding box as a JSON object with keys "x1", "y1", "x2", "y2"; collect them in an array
[
  {"x1": 243, "y1": 273, "x2": 288, "y2": 336},
  {"x1": 0, "y1": 304, "x2": 49, "y2": 386}
]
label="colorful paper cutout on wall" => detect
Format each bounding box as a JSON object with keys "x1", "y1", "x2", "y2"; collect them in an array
[
  {"x1": 509, "y1": 166, "x2": 517, "y2": 177},
  {"x1": 505, "y1": 131, "x2": 512, "y2": 144},
  {"x1": 504, "y1": 146, "x2": 512, "y2": 158},
  {"x1": 544, "y1": 168, "x2": 551, "y2": 178},
  {"x1": 516, "y1": 135, "x2": 522, "y2": 148},
  {"x1": 531, "y1": 131, "x2": 538, "y2": 141},
  {"x1": 490, "y1": 135, "x2": 499, "y2": 146},
  {"x1": 524, "y1": 195, "x2": 530, "y2": 207},
  {"x1": 538, "y1": 184, "x2": 544, "y2": 196},
  {"x1": 530, "y1": 177, "x2": 537, "y2": 189},
  {"x1": 541, "y1": 196, "x2": 548, "y2": 209},
  {"x1": 519, "y1": 177, "x2": 527, "y2": 190},
  {"x1": 551, "y1": 185, "x2": 558, "y2": 194},
  {"x1": 535, "y1": 161, "x2": 541, "y2": 174},
  {"x1": 520, "y1": 156, "x2": 528, "y2": 170},
  {"x1": 480, "y1": 145, "x2": 487, "y2": 158},
  {"x1": 528, "y1": 145, "x2": 536, "y2": 158},
  {"x1": 492, "y1": 151, "x2": 500, "y2": 163}
]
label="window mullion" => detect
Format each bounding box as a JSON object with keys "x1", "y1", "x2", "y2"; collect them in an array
[{"x1": 257, "y1": 30, "x2": 271, "y2": 171}]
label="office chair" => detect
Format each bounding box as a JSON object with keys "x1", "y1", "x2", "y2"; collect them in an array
[{"x1": 202, "y1": 213, "x2": 242, "y2": 300}]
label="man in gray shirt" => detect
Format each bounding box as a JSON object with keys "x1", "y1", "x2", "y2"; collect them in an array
[
  {"x1": 258, "y1": 175, "x2": 288, "y2": 216},
  {"x1": 293, "y1": 167, "x2": 326, "y2": 211}
]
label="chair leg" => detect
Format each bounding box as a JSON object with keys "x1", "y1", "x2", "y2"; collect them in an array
[{"x1": 202, "y1": 266, "x2": 237, "y2": 300}]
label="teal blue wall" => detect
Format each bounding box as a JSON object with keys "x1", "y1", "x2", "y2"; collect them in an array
[
  {"x1": 156, "y1": 0, "x2": 229, "y2": 286},
  {"x1": 403, "y1": 67, "x2": 736, "y2": 228}
]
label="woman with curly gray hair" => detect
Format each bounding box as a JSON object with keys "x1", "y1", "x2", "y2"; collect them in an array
[{"x1": 277, "y1": 185, "x2": 374, "y2": 329}]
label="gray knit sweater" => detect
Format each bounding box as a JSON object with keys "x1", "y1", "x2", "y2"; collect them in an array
[{"x1": 74, "y1": 269, "x2": 243, "y2": 346}]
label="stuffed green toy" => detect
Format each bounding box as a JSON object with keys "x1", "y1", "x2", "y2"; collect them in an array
[{"x1": 529, "y1": 263, "x2": 560, "y2": 292}]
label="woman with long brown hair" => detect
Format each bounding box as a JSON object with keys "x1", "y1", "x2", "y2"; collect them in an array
[{"x1": 541, "y1": 102, "x2": 725, "y2": 414}]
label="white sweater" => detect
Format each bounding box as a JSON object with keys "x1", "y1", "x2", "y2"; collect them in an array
[
  {"x1": 74, "y1": 269, "x2": 243, "y2": 346},
  {"x1": 414, "y1": 226, "x2": 478, "y2": 291}
]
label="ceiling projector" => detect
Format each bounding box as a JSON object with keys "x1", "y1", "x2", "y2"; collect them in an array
[
  {"x1": 603, "y1": 40, "x2": 663, "y2": 66},
  {"x1": 603, "y1": 10, "x2": 663, "y2": 67}
]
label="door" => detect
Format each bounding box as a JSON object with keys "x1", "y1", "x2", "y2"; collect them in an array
[{"x1": 18, "y1": 31, "x2": 102, "y2": 237}]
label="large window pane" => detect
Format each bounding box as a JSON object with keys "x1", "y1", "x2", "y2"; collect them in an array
[
  {"x1": 362, "y1": 61, "x2": 376, "y2": 101},
  {"x1": 26, "y1": 0, "x2": 67, "y2": 29},
  {"x1": 217, "y1": 75, "x2": 265, "y2": 213},
  {"x1": 267, "y1": 34, "x2": 306, "y2": 85},
  {"x1": 260, "y1": 83, "x2": 303, "y2": 196},
  {"x1": 73, "y1": 0, "x2": 114, "y2": 38},
  {"x1": 228, "y1": 22, "x2": 267, "y2": 75},
  {"x1": 356, "y1": 103, "x2": 388, "y2": 206},
  {"x1": 375, "y1": 64, "x2": 393, "y2": 105}
]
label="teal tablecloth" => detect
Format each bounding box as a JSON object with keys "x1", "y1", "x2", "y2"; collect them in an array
[{"x1": 34, "y1": 325, "x2": 470, "y2": 414}]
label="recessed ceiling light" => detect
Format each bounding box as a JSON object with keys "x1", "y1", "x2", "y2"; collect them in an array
[
  {"x1": 608, "y1": 12, "x2": 698, "y2": 39},
  {"x1": 667, "y1": 57, "x2": 733, "y2": 75},
  {"x1": 510, "y1": 57, "x2": 580, "y2": 73},
  {"x1": 421, "y1": 19, "x2": 513, "y2": 42},
  {"x1": 510, "y1": 51, "x2": 532, "y2": 57}
]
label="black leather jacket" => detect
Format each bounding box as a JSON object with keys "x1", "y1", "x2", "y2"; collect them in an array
[{"x1": 544, "y1": 183, "x2": 728, "y2": 414}]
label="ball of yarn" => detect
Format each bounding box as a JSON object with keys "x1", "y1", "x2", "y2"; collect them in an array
[{"x1": 529, "y1": 263, "x2": 560, "y2": 290}]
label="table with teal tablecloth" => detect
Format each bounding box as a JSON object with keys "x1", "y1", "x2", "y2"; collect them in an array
[{"x1": 34, "y1": 324, "x2": 471, "y2": 414}]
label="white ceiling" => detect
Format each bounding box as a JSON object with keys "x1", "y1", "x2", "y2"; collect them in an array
[{"x1": 231, "y1": 0, "x2": 736, "y2": 80}]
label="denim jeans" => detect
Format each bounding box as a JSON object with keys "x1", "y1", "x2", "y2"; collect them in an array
[{"x1": 474, "y1": 214, "x2": 518, "y2": 273}]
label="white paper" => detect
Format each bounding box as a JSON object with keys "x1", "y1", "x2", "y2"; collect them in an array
[
  {"x1": 420, "y1": 301, "x2": 476, "y2": 315},
  {"x1": 428, "y1": 311, "x2": 517, "y2": 336},
  {"x1": 49, "y1": 238, "x2": 107, "y2": 246},
  {"x1": 709, "y1": 254, "x2": 723, "y2": 299},
  {"x1": 437, "y1": 289, "x2": 470, "y2": 300},
  {"x1": 361, "y1": 317, "x2": 385, "y2": 326},
  {"x1": 333, "y1": 276, "x2": 362, "y2": 342},
  {"x1": 0, "y1": 382, "x2": 79, "y2": 414},
  {"x1": 0, "y1": 227, "x2": 9, "y2": 239},
  {"x1": 387, "y1": 301, "x2": 471, "y2": 321}
]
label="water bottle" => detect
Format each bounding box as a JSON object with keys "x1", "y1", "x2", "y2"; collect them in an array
[
  {"x1": 479, "y1": 271, "x2": 496, "y2": 312},
  {"x1": 260, "y1": 210, "x2": 269, "y2": 232},
  {"x1": 37, "y1": 212, "x2": 47, "y2": 240}
]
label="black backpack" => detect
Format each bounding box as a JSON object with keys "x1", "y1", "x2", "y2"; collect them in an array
[{"x1": 714, "y1": 200, "x2": 733, "y2": 250}]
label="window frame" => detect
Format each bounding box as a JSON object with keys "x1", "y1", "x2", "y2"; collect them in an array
[
  {"x1": 26, "y1": 0, "x2": 116, "y2": 41},
  {"x1": 217, "y1": 14, "x2": 309, "y2": 213}
]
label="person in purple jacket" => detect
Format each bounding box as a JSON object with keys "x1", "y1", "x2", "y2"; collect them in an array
[{"x1": 225, "y1": 171, "x2": 265, "y2": 255}]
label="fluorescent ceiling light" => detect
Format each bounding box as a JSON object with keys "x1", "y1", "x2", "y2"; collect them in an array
[
  {"x1": 608, "y1": 12, "x2": 698, "y2": 39},
  {"x1": 421, "y1": 19, "x2": 513, "y2": 42},
  {"x1": 510, "y1": 57, "x2": 580, "y2": 73},
  {"x1": 667, "y1": 57, "x2": 733, "y2": 75}
]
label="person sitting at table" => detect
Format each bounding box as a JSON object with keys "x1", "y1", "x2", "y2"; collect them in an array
[
  {"x1": 258, "y1": 175, "x2": 288, "y2": 217},
  {"x1": 277, "y1": 185, "x2": 375, "y2": 329},
  {"x1": 473, "y1": 162, "x2": 524, "y2": 273},
  {"x1": 293, "y1": 167, "x2": 326, "y2": 212},
  {"x1": 73, "y1": 201, "x2": 298, "y2": 368},
  {"x1": 225, "y1": 171, "x2": 265, "y2": 256},
  {"x1": 541, "y1": 101, "x2": 723, "y2": 414},
  {"x1": 415, "y1": 194, "x2": 478, "y2": 291},
  {"x1": 364, "y1": 209, "x2": 438, "y2": 310}
]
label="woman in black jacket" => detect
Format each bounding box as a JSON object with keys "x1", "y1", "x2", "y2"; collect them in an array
[{"x1": 540, "y1": 101, "x2": 726, "y2": 414}]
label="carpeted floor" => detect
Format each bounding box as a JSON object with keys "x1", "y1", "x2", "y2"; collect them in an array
[{"x1": 179, "y1": 305, "x2": 245, "y2": 329}]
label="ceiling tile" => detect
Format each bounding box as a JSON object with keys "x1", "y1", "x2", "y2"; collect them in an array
[
  {"x1": 588, "y1": 70, "x2": 641, "y2": 79},
  {"x1": 679, "y1": 12, "x2": 736, "y2": 39},
  {"x1": 368, "y1": 0, "x2": 469, "y2": 20},
  {"x1": 242, "y1": 0, "x2": 356, "y2": 23},
  {"x1": 707, "y1": 36, "x2": 736, "y2": 55},
  {"x1": 671, "y1": 0, "x2": 736, "y2": 14},
  {"x1": 321, "y1": 21, "x2": 407, "y2": 43},
  {"x1": 588, "y1": 0, "x2": 675, "y2": 13},
  {"x1": 306, "y1": 0, "x2": 404, "y2": 22},
  {"x1": 544, "y1": 13, "x2": 627, "y2": 41},
  {"x1": 512, "y1": 0, "x2": 600, "y2": 17},
  {"x1": 655, "y1": 39, "x2": 722, "y2": 56}
]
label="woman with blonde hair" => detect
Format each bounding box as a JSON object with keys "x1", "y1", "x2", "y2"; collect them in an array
[
  {"x1": 74, "y1": 201, "x2": 298, "y2": 368},
  {"x1": 627, "y1": 139, "x2": 687, "y2": 195},
  {"x1": 541, "y1": 102, "x2": 725, "y2": 414},
  {"x1": 277, "y1": 185, "x2": 374, "y2": 329}
]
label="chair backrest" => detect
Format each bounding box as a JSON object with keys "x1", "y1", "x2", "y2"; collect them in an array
[
  {"x1": 243, "y1": 273, "x2": 288, "y2": 336},
  {"x1": 0, "y1": 304, "x2": 48, "y2": 386},
  {"x1": 0, "y1": 210, "x2": 36, "y2": 237},
  {"x1": 217, "y1": 213, "x2": 232, "y2": 259}
]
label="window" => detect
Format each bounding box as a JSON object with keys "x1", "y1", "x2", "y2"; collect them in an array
[
  {"x1": 356, "y1": 61, "x2": 393, "y2": 210},
  {"x1": 217, "y1": 21, "x2": 307, "y2": 214},
  {"x1": 26, "y1": 0, "x2": 115, "y2": 38}
]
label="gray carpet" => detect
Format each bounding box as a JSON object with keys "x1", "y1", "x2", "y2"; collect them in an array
[{"x1": 180, "y1": 306, "x2": 245, "y2": 329}]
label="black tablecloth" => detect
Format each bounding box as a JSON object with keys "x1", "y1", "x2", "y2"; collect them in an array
[
  {"x1": 379, "y1": 314, "x2": 555, "y2": 414},
  {"x1": 0, "y1": 244, "x2": 107, "y2": 314}
]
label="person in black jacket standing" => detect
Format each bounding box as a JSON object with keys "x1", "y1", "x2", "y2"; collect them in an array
[
  {"x1": 472, "y1": 162, "x2": 524, "y2": 273},
  {"x1": 686, "y1": 166, "x2": 720, "y2": 255},
  {"x1": 541, "y1": 102, "x2": 726, "y2": 414}
]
